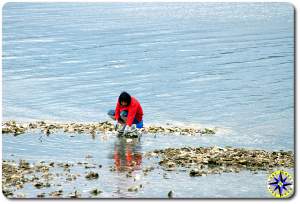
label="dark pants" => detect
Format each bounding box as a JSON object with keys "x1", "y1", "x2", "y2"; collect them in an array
[
  {"x1": 107, "y1": 109, "x2": 128, "y2": 124},
  {"x1": 107, "y1": 109, "x2": 142, "y2": 127}
]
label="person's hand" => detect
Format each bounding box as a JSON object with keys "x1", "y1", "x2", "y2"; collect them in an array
[
  {"x1": 113, "y1": 121, "x2": 119, "y2": 131},
  {"x1": 123, "y1": 125, "x2": 131, "y2": 135}
]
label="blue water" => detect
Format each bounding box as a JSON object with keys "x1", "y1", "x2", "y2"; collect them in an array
[{"x1": 2, "y1": 3, "x2": 294, "y2": 198}]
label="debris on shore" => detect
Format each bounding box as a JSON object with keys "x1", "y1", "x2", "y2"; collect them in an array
[
  {"x1": 2, "y1": 120, "x2": 216, "y2": 137},
  {"x1": 48, "y1": 190, "x2": 63, "y2": 198},
  {"x1": 145, "y1": 146, "x2": 294, "y2": 176},
  {"x1": 128, "y1": 184, "x2": 142, "y2": 192},
  {"x1": 2, "y1": 159, "x2": 102, "y2": 198},
  {"x1": 168, "y1": 190, "x2": 174, "y2": 198},
  {"x1": 85, "y1": 172, "x2": 99, "y2": 180},
  {"x1": 2, "y1": 120, "x2": 27, "y2": 136},
  {"x1": 145, "y1": 126, "x2": 215, "y2": 135},
  {"x1": 2, "y1": 145, "x2": 294, "y2": 198},
  {"x1": 90, "y1": 189, "x2": 102, "y2": 196},
  {"x1": 69, "y1": 190, "x2": 81, "y2": 198}
]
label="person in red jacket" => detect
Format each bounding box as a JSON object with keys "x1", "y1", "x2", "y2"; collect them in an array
[{"x1": 108, "y1": 92, "x2": 144, "y2": 134}]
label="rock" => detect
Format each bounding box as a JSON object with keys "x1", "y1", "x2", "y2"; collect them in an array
[
  {"x1": 85, "y1": 172, "x2": 99, "y2": 180},
  {"x1": 168, "y1": 190, "x2": 174, "y2": 198},
  {"x1": 85, "y1": 164, "x2": 96, "y2": 169},
  {"x1": 15, "y1": 193, "x2": 26, "y2": 198},
  {"x1": 68, "y1": 127, "x2": 75, "y2": 133},
  {"x1": 2, "y1": 120, "x2": 217, "y2": 136},
  {"x1": 34, "y1": 182, "x2": 50, "y2": 189},
  {"x1": 2, "y1": 121, "x2": 27, "y2": 136},
  {"x1": 49, "y1": 190, "x2": 63, "y2": 197},
  {"x1": 43, "y1": 128, "x2": 51, "y2": 135},
  {"x1": 19, "y1": 160, "x2": 31, "y2": 170},
  {"x1": 238, "y1": 159, "x2": 247, "y2": 165},
  {"x1": 90, "y1": 189, "x2": 102, "y2": 196},
  {"x1": 69, "y1": 190, "x2": 81, "y2": 198},
  {"x1": 35, "y1": 164, "x2": 49, "y2": 173},
  {"x1": 29, "y1": 123, "x2": 37, "y2": 129},
  {"x1": 16, "y1": 184, "x2": 24, "y2": 189},
  {"x1": 37, "y1": 193, "x2": 46, "y2": 198},
  {"x1": 146, "y1": 146, "x2": 294, "y2": 176},
  {"x1": 3, "y1": 189, "x2": 14, "y2": 197},
  {"x1": 126, "y1": 171, "x2": 133, "y2": 177},
  {"x1": 189, "y1": 169, "x2": 200, "y2": 177},
  {"x1": 63, "y1": 163, "x2": 71, "y2": 169},
  {"x1": 166, "y1": 161, "x2": 176, "y2": 168},
  {"x1": 66, "y1": 174, "x2": 77, "y2": 181},
  {"x1": 143, "y1": 166, "x2": 155, "y2": 173},
  {"x1": 2, "y1": 127, "x2": 10, "y2": 134},
  {"x1": 128, "y1": 185, "x2": 139, "y2": 192},
  {"x1": 202, "y1": 128, "x2": 216, "y2": 134}
]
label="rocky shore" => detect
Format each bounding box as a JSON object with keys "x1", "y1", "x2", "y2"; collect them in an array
[
  {"x1": 2, "y1": 159, "x2": 105, "y2": 198},
  {"x1": 2, "y1": 145, "x2": 294, "y2": 198},
  {"x1": 2, "y1": 121, "x2": 294, "y2": 198},
  {"x1": 2, "y1": 120, "x2": 216, "y2": 137},
  {"x1": 2, "y1": 156, "x2": 155, "y2": 198},
  {"x1": 145, "y1": 146, "x2": 294, "y2": 176}
]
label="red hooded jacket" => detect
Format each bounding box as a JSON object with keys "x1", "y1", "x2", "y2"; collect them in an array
[{"x1": 115, "y1": 96, "x2": 143, "y2": 126}]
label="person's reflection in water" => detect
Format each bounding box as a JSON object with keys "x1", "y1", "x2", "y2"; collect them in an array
[{"x1": 113, "y1": 137, "x2": 142, "y2": 172}]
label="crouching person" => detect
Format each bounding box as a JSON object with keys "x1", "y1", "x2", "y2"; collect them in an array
[{"x1": 108, "y1": 91, "x2": 143, "y2": 135}]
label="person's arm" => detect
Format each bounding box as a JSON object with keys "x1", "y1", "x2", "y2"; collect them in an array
[
  {"x1": 115, "y1": 101, "x2": 120, "y2": 121},
  {"x1": 126, "y1": 102, "x2": 138, "y2": 126}
]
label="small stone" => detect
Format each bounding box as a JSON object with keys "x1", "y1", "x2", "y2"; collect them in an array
[
  {"x1": 49, "y1": 190, "x2": 63, "y2": 197},
  {"x1": 69, "y1": 190, "x2": 81, "y2": 198},
  {"x1": 19, "y1": 160, "x2": 31, "y2": 170},
  {"x1": 3, "y1": 189, "x2": 14, "y2": 197},
  {"x1": 34, "y1": 183, "x2": 43, "y2": 189},
  {"x1": 168, "y1": 190, "x2": 174, "y2": 198},
  {"x1": 189, "y1": 169, "x2": 200, "y2": 177},
  {"x1": 85, "y1": 164, "x2": 96, "y2": 169},
  {"x1": 128, "y1": 185, "x2": 139, "y2": 192},
  {"x1": 85, "y1": 172, "x2": 99, "y2": 180},
  {"x1": 90, "y1": 189, "x2": 102, "y2": 196},
  {"x1": 37, "y1": 193, "x2": 46, "y2": 198},
  {"x1": 44, "y1": 128, "x2": 51, "y2": 135}
]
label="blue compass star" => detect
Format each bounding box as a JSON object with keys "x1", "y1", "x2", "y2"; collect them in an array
[{"x1": 269, "y1": 171, "x2": 292, "y2": 196}]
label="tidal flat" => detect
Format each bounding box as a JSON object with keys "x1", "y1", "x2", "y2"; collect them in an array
[{"x1": 2, "y1": 121, "x2": 294, "y2": 198}]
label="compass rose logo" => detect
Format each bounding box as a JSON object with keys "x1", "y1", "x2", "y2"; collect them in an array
[{"x1": 268, "y1": 170, "x2": 293, "y2": 198}]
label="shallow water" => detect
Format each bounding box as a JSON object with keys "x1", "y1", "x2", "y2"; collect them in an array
[
  {"x1": 2, "y1": 3, "x2": 294, "y2": 198},
  {"x1": 2, "y1": 131, "x2": 294, "y2": 198}
]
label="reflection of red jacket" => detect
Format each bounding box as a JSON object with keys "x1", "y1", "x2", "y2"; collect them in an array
[
  {"x1": 115, "y1": 96, "x2": 143, "y2": 126},
  {"x1": 114, "y1": 148, "x2": 142, "y2": 171}
]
